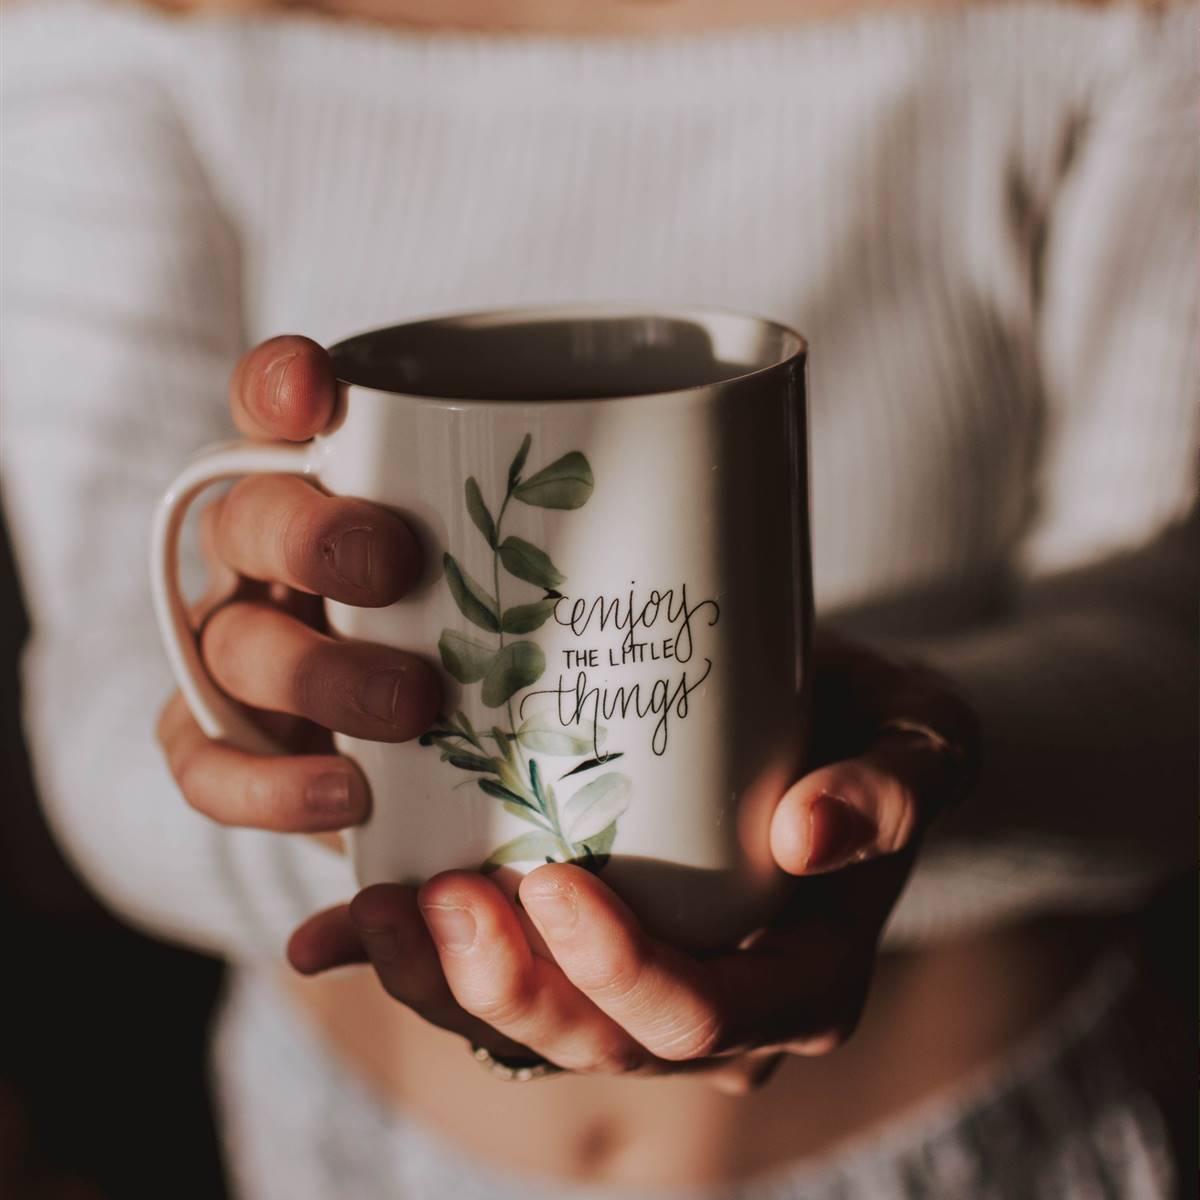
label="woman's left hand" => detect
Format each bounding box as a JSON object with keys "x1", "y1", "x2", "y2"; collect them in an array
[{"x1": 287, "y1": 629, "x2": 979, "y2": 1094}]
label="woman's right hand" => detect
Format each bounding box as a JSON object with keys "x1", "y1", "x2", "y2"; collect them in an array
[{"x1": 155, "y1": 335, "x2": 441, "y2": 843}]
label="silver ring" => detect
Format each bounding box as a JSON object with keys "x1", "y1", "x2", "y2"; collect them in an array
[
  {"x1": 873, "y1": 716, "x2": 977, "y2": 807},
  {"x1": 469, "y1": 1043, "x2": 565, "y2": 1082}
]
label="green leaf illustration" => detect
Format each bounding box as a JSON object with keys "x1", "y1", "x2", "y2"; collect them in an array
[
  {"x1": 495, "y1": 758, "x2": 535, "y2": 804},
  {"x1": 481, "y1": 640, "x2": 545, "y2": 708},
  {"x1": 578, "y1": 819, "x2": 618, "y2": 860},
  {"x1": 419, "y1": 725, "x2": 461, "y2": 746},
  {"x1": 464, "y1": 477, "x2": 497, "y2": 548},
  {"x1": 507, "y1": 433, "x2": 532, "y2": 490},
  {"x1": 543, "y1": 782, "x2": 561, "y2": 827},
  {"x1": 501, "y1": 596, "x2": 558, "y2": 634},
  {"x1": 517, "y1": 713, "x2": 606, "y2": 756},
  {"x1": 498, "y1": 537, "x2": 565, "y2": 590},
  {"x1": 513, "y1": 451, "x2": 593, "y2": 510},
  {"x1": 444, "y1": 751, "x2": 498, "y2": 773},
  {"x1": 558, "y1": 751, "x2": 624, "y2": 780},
  {"x1": 502, "y1": 801, "x2": 546, "y2": 826},
  {"x1": 529, "y1": 759, "x2": 549, "y2": 817},
  {"x1": 481, "y1": 830, "x2": 562, "y2": 873},
  {"x1": 454, "y1": 710, "x2": 484, "y2": 750},
  {"x1": 429, "y1": 432, "x2": 629, "y2": 872},
  {"x1": 478, "y1": 778, "x2": 528, "y2": 806},
  {"x1": 563, "y1": 773, "x2": 632, "y2": 843},
  {"x1": 443, "y1": 553, "x2": 500, "y2": 632},
  {"x1": 438, "y1": 630, "x2": 496, "y2": 684}
]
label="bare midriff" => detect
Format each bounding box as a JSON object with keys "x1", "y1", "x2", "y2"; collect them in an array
[{"x1": 276, "y1": 916, "x2": 1117, "y2": 1190}]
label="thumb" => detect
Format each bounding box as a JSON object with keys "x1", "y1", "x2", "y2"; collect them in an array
[{"x1": 769, "y1": 734, "x2": 954, "y2": 876}]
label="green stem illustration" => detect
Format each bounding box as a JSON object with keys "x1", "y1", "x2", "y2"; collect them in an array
[
  {"x1": 490, "y1": 490, "x2": 529, "y2": 781},
  {"x1": 423, "y1": 434, "x2": 631, "y2": 874}
]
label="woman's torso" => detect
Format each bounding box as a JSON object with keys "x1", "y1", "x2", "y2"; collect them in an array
[
  {"x1": 151, "y1": 2, "x2": 1161, "y2": 1186},
  {"x1": 276, "y1": 917, "x2": 1122, "y2": 1189}
]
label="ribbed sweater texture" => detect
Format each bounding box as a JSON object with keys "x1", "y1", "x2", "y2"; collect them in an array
[{"x1": 2, "y1": 0, "x2": 1196, "y2": 955}]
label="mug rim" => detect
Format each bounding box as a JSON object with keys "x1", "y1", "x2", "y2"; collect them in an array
[{"x1": 328, "y1": 304, "x2": 806, "y2": 405}]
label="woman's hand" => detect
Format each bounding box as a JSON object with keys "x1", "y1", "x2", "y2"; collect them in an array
[
  {"x1": 288, "y1": 634, "x2": 979, "y2": 1092},
  {"x1": 155, "y1": 336, "x2": 441, "y2": 843}
]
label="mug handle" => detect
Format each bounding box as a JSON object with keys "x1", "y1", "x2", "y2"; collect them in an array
[{"x1": 150, "y1": 439, "x2": 319, "y2": 755}]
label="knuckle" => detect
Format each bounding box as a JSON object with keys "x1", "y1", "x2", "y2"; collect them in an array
[
  {"x1": 278, "y1": 498, "x2": 323, "y2": 587},
  {"x1": 243, "y1": 769, "x2": 291, "y2": 828},
  {"x1": 575, "y1": 939, "x2": 647, "y2": 1005},
  {"x1": 585, "y1": 1043, "x2": 646, "y2": 1077},
  {"x1": 290, "y1": 643, "x2": 335, "y2": 721},
  {"x1": 216, "y1": 480, "x2": 257, "y2": 555},
  {"x1": 653, "y1": 1010, "x2": 726, "y2": 1062},
  {"x1": 199, "y1": 604, "x2": 238, "y2": 674},
  {"x1": 465, "y1": 977, "x2": 538, "y2": 1028}
]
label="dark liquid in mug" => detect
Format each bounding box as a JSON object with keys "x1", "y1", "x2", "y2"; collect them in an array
[{"x1": 333, "y1": 316, "x2": 762, "y2": 401}]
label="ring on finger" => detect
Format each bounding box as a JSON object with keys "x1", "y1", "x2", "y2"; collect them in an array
[
  {"x1": 872, "y1": 716, "x2": 977, "y2": 807},
  {"x1": 468, "y1": 1042, "x2": 565, "y2": 1082}
]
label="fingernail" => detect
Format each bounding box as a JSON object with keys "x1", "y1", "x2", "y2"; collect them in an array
[
  {"x1": 330, "y1": 526, "x2": 374, "y2": 590},
  {"x1": 805, "y1": 793, "x2": 877, "y2": 872},
  {"x1": 304, "y1": 771, "x2": 358, "y2": 818},
  {"x1": 523, "y1": 888, "x2": 577, "y2": 939},
  {"x1": 361, "y1": 668, "x2": 405, "y2": 723},
  {"x1": 420, "y1": 904, "x2": 477, "y2": 952},
  {"x1": 263, "y1": 350, "x2": 299, "y2": 419}
]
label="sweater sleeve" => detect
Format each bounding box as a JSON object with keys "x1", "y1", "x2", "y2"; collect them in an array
[
  {"x1": 884, "y1": 6, "x2": 1198, "y2": 944},
  {"x1": 0, "y1": 2, "x2": 355, "y2": 960}
]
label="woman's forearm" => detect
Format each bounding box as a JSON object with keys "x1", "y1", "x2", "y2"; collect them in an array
[{"x1": 877, "y1": 510, "x2": 1197, "y2": 944}]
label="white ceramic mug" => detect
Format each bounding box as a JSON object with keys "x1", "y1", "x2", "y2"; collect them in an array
[{"x1": 152, "y1": 307, "x2": 811, "y2": 949}]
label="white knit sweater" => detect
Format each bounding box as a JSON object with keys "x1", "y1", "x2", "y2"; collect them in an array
[{"x1": 2, "y1": 0, "x2": 1196, "y2": 959}]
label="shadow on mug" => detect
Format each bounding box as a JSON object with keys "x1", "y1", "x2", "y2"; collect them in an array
[{"x1": 332, "y1": 312, "x2": 746, "y2": 400}]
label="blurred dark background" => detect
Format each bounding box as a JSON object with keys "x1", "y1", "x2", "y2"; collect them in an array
[
  {"x1": 0, "y1": 494, "x2": 1194, "y2": 1199},
  {"x1": 0, "y1": 509, "x2": 228, "y2": 1200}
]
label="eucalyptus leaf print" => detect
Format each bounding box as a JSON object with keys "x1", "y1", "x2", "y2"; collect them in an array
[
  {"x1": 517, "y1": 711, "x2": 606, "y2": 756},
  {"x1": 424, "y1": 434, "x2": 631, "y2": 873},
  {"x1": 558, "y1": 752, "x2": 624, "y2": 780},
  {"x1": 482, "y1": 831, "x2": 562, "y2": 873},
  {"x1": 437, "y1": 630, "x2": 495, "y2": 684},
  {"x1": 478, "y1": 778, "x2": 529, "y2": 806},
  {"x1": 578, "y1": 820, "x2": 618, "y2": 868},
  {"x1": 498, "y1": 536, "x2": 565, "y2": 589},
  {"x1": 464, "y1": 477, "x2": 497, "y2": 548},
  {"x1": 501, "y1": 597, "x2": 559, "y2": 634},
  {"x1": 513, "y1": 451, "x2": 594, "y2": 510},
  {"x1": 443, "y1": 553, "x2": 500, "y2": 632},
  {"x1": 442, "y1": 750, "x2": 496, "y2": 773},
  {"x1": 562, "y1": 773, "x2": 632, "y2": 843},
  {"x1": 507, "y1": 434, "x2": 532, "y2": 490},
  {"x1": 480, "y1": 641, "x2": 545, "y2": 708}
]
